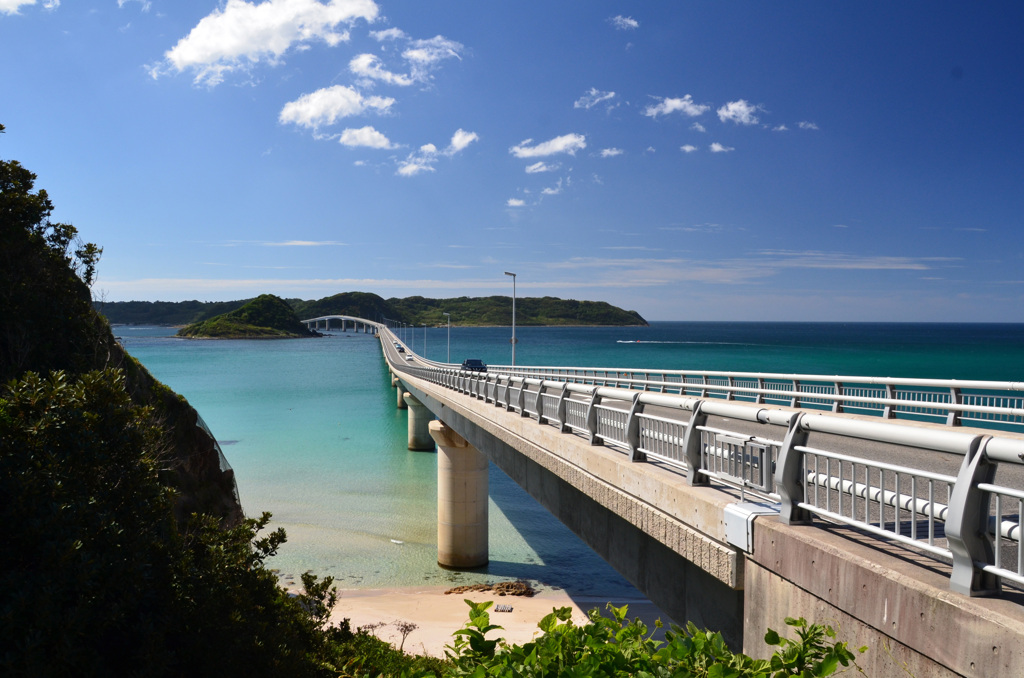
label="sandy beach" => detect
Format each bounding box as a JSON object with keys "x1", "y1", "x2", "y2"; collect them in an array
[{"x1": 328, "y1": 585, "x2": 670, "y2": 658}]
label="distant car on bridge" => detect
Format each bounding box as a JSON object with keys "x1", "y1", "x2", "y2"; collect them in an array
[
  {"x1": 461, "y1": 359, "x2": 487, "y2": 372},
  {"x1": 397, "y1": 346, "x2": 405, "y2": 353}
]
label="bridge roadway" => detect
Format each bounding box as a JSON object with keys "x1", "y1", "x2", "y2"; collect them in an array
[{"x1": 310, "y1": 316, "x2": 1024, "y2": 676}]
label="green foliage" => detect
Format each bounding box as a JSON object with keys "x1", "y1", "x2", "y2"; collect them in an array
[
  {"x1": 410, "y1": 602, "x2": 863, "y2": 678},
  {"x1": 0, "y1": 368, "x2": 353, "y2": 676},
  {"x1": 178, "y1": 293, "x2": 317, "y2": 338}
]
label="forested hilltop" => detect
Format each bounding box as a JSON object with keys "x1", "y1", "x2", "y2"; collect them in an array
[
  {"x1": 178, "y1": 294, "x2": 318, "y2": 339},
  {"x1": 98, "y1": 292, "x2": 648, "y2": 327}
]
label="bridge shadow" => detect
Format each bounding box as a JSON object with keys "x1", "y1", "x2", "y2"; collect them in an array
[{"x1": 483, "y1": 463, "x2": 673, "y2": 631}]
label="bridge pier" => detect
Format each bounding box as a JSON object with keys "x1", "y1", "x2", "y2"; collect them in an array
[
  {"x1": 397, "y1": 387, "x2": 407, "y2": 409},
  {"x1": 430, "y1": 420, "x2": 488, "y2": 569},
  {"x1": 405, "y1": 392, "x2": 434, "y2": 451}
]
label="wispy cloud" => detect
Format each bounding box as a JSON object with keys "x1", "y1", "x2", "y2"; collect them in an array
[
  {"x1": 600, "y1": 148, "x2": 623, "y2": 158},
  {"x1": 350, "y1": 53, "x2": 414, "y2": 86},
  {"x1": 717, "y1": 99, "x2": 761, "y2": 125},
  {"x1": 574, "y1": 87, "x2": 616, "y2": 110},
  {"x1": 510, "y1": 133, "x2": 586, "y2": 158},
  {"x1": 690, "y1": 122, "x2": 706, "y2": 133},
  {"x1": 710, "y1": 142, "x2": 734, "y2": 153},
  {"x1": 506, "y1": 198, "x2": 525, "y2": 207},
  {"x1": 153, "y1": 0, "x2": 379, "y2": 86},
  {"x1": 396, "y1": 128, "x2": 478, "y2": 176},
  {"x1": 525, "y1": 161, "x2": 559, "y2": 173},
  {"x1": 609, "y1": 15, "x2": 639, "y2": 30},
  {"x1": 798, "y1": 121, "x2": 819, "y2": 130},
  {"x1": 643, "y1": 95, "x2": 709, "y2": 118},
  {"x1": 757, "y1": 250, "x2": 956, "y2": 270},
  {"x1": 680, "y1": 144, "x2": 698, "y2": 153}
]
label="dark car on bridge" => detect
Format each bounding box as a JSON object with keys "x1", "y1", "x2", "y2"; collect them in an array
[{"x1": 461, "y1": 359, "x2": 487, "y2": 372}]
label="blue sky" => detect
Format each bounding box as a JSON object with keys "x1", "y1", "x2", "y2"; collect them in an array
[{"x1": 2, "y1": 1, "x2": 1022, "y2": 321}]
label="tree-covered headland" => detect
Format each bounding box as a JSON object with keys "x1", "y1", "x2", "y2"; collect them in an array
[
  {"x1": 1, "y1": 123, "x2": 863, "y2": 676},
  {"x1": 99, "y1": 292, "x2": 649, "y2": 328}
]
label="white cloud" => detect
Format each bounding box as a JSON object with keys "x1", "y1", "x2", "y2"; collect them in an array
[
  {"x1": 262, "y1": 240, "x2": 346, "y2": 246},
  {"x1": 350, "y1": 53, "x2": 413, "y2": 86},
  {"x1": 680, "y1": 145, "x2": 698, "y2": 153},
  {"x1": 600, "y1": 148, "x2": 623, "y2": 158},
  {"x1": 710, "y1": 142, "x2": 734, "y2": 153},
  {"x1": 157, "y1": 0, "x2": 379, "y2": 86},
  {"x1": 448, "y1": 128, "x2": 479, "y2": 154},
  {"x1": 757, "y1": 250, "x2": 953, "y2": 270},
  {"x1": 118, "y1": 0, "x2": 150, "y2": 10},
  {"x1": 574, "y1": 87, "x2": 616, "y2": 110},
  {"x1": 690, "y1": 122, "x2": 706, "y2": 133},
  {"x1": 395, "y1": 129, "x2": 477, "y2": 176},
  {"x1": 525, "y1": 161, "x2": 558, "y2": 173},
  {"x1": 0, "y1": 0, "x2": 43, "y2": 13},
  {"x1": 609, "y1": 15, "x2": 639, "y2": 30},
  {"x1": 279, "y1": 85, "x2": 393, "y2": 129},
  {"x1": 510, "y1": 133, "x2": 586, "y2": 158},
  {"x1": 643, "y1": 95, "x2": 709, "y2": 118},
  {"x1": 370, "y1": 26, "x2": 405, "y2": 41},
  {"x1": 339, "y1": 125, "x2": 395, "y2": 148},
  {"x1": 717, "y1": 99, "x2": 761, "y2": 125},
  {"x1": 773, "y1": 124, "x2": 788, "y2": 132},
  {"x1": 507, "y1": 198, "x2": 525, "y2": 207},
  {"x1": 798, "y1": 121, "x2": 819, "y2": 130}
]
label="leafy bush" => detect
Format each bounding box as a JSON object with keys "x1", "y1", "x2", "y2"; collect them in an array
[{"x1": 418, "y1": 600, "x2": 864, "y2": 678}]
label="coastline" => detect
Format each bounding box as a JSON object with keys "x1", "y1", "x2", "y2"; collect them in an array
[{"x1": 324, "y1": 584, "x2": 667, "y2": 658}]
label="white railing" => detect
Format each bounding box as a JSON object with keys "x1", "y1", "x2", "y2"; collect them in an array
[{"x1": 374, "y1": 323, "x2": 1024, "y2": 598}]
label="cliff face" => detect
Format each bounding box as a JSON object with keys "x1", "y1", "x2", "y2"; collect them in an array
[{"x1": 0, "y1": 156, "x2": 242, "y2": 526}]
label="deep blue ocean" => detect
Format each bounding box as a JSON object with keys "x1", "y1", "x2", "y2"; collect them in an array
[{"x1": 120, "y1": 322, "x2": 1024, "y2": 595}]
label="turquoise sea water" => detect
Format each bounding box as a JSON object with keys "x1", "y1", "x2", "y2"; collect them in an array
[{"x1": 120, "y1": 322, "x2": 1024, "y2": 596}]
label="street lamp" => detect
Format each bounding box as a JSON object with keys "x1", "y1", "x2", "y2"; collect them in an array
[
  {"x1": 504, "y1": 271, "x2": 517, "y2": 367},
  {"x1": 421, "y1": 323, "x2": 427, "y2": 359},
  {"x1": 443, "y1": 312, "x2": 451, "y2": 363}
]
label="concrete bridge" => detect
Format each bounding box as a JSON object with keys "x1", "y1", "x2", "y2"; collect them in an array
[
  {"x1": 310, "y1": 316, "x2": 1024, "y2": 677},
  {"x1": 302, "y1": 315, "x2": 379, "y2": 334}
]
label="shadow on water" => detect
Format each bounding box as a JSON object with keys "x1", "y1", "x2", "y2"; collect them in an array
[{"x1": 482, "y1": 464, "x2": 672, "y2": 627}]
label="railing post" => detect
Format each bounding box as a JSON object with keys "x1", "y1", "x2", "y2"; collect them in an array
[
  {"x1": 832, "y1": 381, "x2": 843, "y2": 413},
  {"x1": 790, "y1": 379, "x2": 800, "y2": 408},
  {"x1": 775, "y1": 412, "x2": 813, "y2": 524},
  {"x1": 883, "y1": 383, "x2": 895, "y2": 419},
  {"x1": 946, "y1": 435, "x2": 1000, "y2": 596},
  {"x1": 625, "y1": 392, "x2": 645, "y2": 462},
  {"x1": 947, "y1": 387, "x2": 961, "y2": 426},
  {"x1": 755, "y1": 377, "x2": 764, "y2": 405},
  {"x1": 682, "y1": 401, "x2": 709, "y2": 486},
  {"x1": 554, "y1": 383, "x2": 570, "y2": 432},
  {"x1": 585, "y1": 389, "x2": 603, "y2": 446},
  {"x1": 726, "y1": 376, "x2": 734, "y2": 401},
  {"x1": 516, "y1": 379, "x2": 528, "y2": 417}
]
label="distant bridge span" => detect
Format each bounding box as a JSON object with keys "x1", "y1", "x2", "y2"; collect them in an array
[{"x1": 307, "y1": 316, "x2": 1024, "y2": 677}]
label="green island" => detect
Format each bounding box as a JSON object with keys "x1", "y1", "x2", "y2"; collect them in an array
[
  {"x1": 177, "y1": 294, "x2": 319, "y2": 339},
  {"x1": 98, "y1": 291, "x2": 649, "y2": 329},
  {"x1": 3, "y1": 124, "x2": 862, "y2": 676}
]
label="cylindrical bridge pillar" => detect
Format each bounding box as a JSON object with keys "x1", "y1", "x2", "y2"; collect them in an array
[
  {"x1": 404, "y1": 392, "x2": 434, "y2": 451},
  {"x1": 397, "y1": 386, "x2": 407, "y2": 409},
  {"x1": 430, "y1": 420, "x2": 488, "y2": 569}
]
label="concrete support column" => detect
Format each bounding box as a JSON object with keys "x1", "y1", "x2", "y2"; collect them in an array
[
  {"x1": 397, "y1": 387, "x2": 407, "y2": 409},
  {"x1": 430, "y1": 420, "x2": 488, "y2": 569},
  {"x1": 405, "y1": 393, "x2": 434, "y2": 451},
  {"x1": 391, "y1": 375, "x2": 400, "y2": 388}
]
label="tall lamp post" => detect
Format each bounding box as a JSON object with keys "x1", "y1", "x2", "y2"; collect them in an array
[
  {"x1": 504, "y1": 271, "x2": 517, "y2": 367},
  {"x1": 421, "y1": 323, "x2": 427, "y2": 359},
  {"x1": 443, "y1": 312, "x2": 451, "y2": 363}
]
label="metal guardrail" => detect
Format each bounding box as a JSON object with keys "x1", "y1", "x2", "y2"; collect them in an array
[
  {"x1": 487, "y1": 365, "x2": 1024, "y2": 431},
  {"x1": 372, "y1": 323, "x2": 1024, "y2": 598}
]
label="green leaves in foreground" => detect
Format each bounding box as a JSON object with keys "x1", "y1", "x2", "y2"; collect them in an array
[{"x1": 424, "y1": 601, "x2": 864, "y2": 678}]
